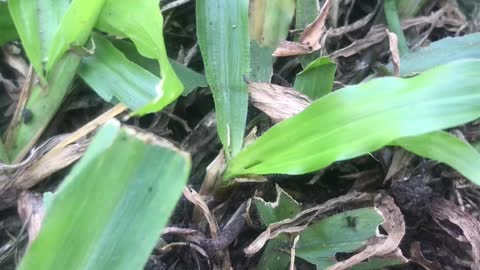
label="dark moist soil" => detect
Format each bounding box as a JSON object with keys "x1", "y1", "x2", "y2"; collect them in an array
[{"x1": 1, "y1": 0, "x2": 480, "y2": 269}]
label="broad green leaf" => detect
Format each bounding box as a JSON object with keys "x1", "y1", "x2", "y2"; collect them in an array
[
  {"x1": 197, "y1": 0, "x2": 250, "y2": 158},
  {"x1": 18, "y1": 120, "x2": 191, "y2": 270},
  {"x1": 255, "y1": 185, "x2": 301, "y2": 270},
  {"x1": 387, "y1": 33, "x2": 480, "y2": 76},
  {"x1": 294, "y1": 56, "x2": 336, "y2": 100},
  {"x1": 8, "y1": 0, "x2": 69, "y2": 76},
  {"x1": 249, "y1": 0, "x2": 295, "y2": 82},
  {"x1": 226, "y1": 60, "x2": 480, "y2": 178},
  {"x1": 296, "y1": 208, "x2": 383, "y2": 269},
  {"x1": 78, "y1": 33, "x2": 160, "y2": 110},
  {"x1": 295, "y1": 0, "x2": 320, "y2": 67},
  {"x1": 46, "y1": 0, "x2": 106, "y2": 72},
  {"x1": 96, "y1": 0, "x2": 183, "y2": 115},
  {"x1": 112, "y1": 39, "x2": 207, "y2": 96},
  {"x1": 255, "y1": 185, "x2": 301, "y2": 226},
  {"x1": 78, "y1": 35, "x2": 206, "y2": 110},
  {"x1": 394, "y1": 132, "x2": 480, "y2": 185},
  {"x1": 0, "y1": 2, "x2": 18, "y2": 45}
]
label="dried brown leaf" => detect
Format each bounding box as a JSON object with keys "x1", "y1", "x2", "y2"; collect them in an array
[
  {"x1": 272, "y1": 0, "x2": 331, "y2": 57},
  {"x1": 0, "y1": 104, "x2": 127, "y2": 210},
  {"x1": 183, "y1": 186, "x2": 219, "y2": 239},
  {"x1": 386, "y1": 30, "x2": 400, "y2": 77},
  {"x1": 272, "y1": 40, "x2": 312, "y2": 57},
  {"x1": 410, "y1": 242, "x2": 442, "y2": 270},
  {"x1": 328, "y1": 5, "x2": 462, "y2": 59},
  {"x1": 17, "y1": 191, "x2": 45, "y2": 247},
  {"x1": 329, "y1": 25, "x2": 386, "y2": 59},
  {"x1": 248, "y1": 82, "x2": 311, "y2": 123},
  {"x1": 328, "y1": 0, "x2": 380, "y2": 37},
  {"x1": 430, "y1": 198, "x2": 480, "y2": 269},
  {"x1": 299, "y1": 0, "x2": 332, "y2": 48}
]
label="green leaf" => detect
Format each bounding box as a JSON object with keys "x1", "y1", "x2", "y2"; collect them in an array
[
  {"x1": 394, "y1": 131, "x2": 480, "y2": 185},
  {"x1": 46, "y1": 0, "x2": 106, "y2": 72},
  {"x1": 0, "y1": 2, "x2": 18, "y2": 45},
  {"x1": 8, "y1": 0, "x2": 69, "y2": 76},
  {"x1": 78, "y1": 33, "x2": 160, "y2": 110},
  {"x1": 255, "y1": 185, "x2": 301, "y2": 226},
  {"x1": 257, "y1": 235, "x2": 291, "y2": 270},
  {"x1": 112, "y1": 39, "x2": 208, "y2": 96},
  {"x1": 226, "y1": 60, "x2": 480, "y2": 178},
  {"x1": 296, "y1": 208, "x2": 383, "y2": 269},
  {"x1": 294, "y1": 56, "x2": 336, "y2": 100},
  {"x1": 18, "y1": 120, "x2": 191, "y2": 270},
  {"x1": 387, "y1": 33, "x2": 480, "y2": 76},
  {"x1": 255, "y1": 185, "x2": 301, "y2": 270},
  {"x1": 249, "y1": 0, "x2": 295, "y2": 82},
  {"x1": 170, "y1": 61, "x2": 208, "y2": 96},
  {"x1": 96, "y1": 0, "x2": 183, "y2": 115},
  {"x1": 197, "y1": 0, "x2": 250, "y2": 158}
]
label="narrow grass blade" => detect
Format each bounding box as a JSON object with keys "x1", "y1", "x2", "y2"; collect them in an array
[
  {"x1": 384, "y1": 0, "x2": 408, "y2": 55},
  {"x1": 46, "y1": 0, "x2": 106, "y2": 72},
  {"x1": 78, "y1": 33, "x2": 160, "y2": 110},
  {"x1": 18, "y1": 120, "x2": 191, "y2": 270},
  {"x1": 96, "y1": 0, "x2": 183, "y2": 115},
  {"x1": 8, "y1": 0, "x2": 69, "y2": 76},
  {"x1": 387, "y1": 33, "x2": 480, "y2": 76},
  {"x1": 0, "y1": 2, "x2": 18, "y2": 45},
  {"x1": 197, "y1": 0, "x2": 250, "y2": 157},
  {"x1": 296, "y1": 208, "x2": 383, "y2": 269},
  {"x1": 226, "y1": 60, "x2": 480, "y2": 178},
  {"x1": 393, "y1": 132, "x2": 480, "y2": 185},
  {"x1": 249, "y1": 0, "x2": 295, "y2": 82},
  {"x1": 294, "y1": 56, "x2": 336, "y2": 100}
]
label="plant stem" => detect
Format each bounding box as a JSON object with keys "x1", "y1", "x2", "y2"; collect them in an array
[
  {"x1": 5, "y1": 53, "x2": 81, "y2": 162},
  {"x1": 0, "y1": 139, "x2": 9, "y2": 163},
  {"x1": 384, "y1": 0, "x2": 409, "y2": 55}
]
